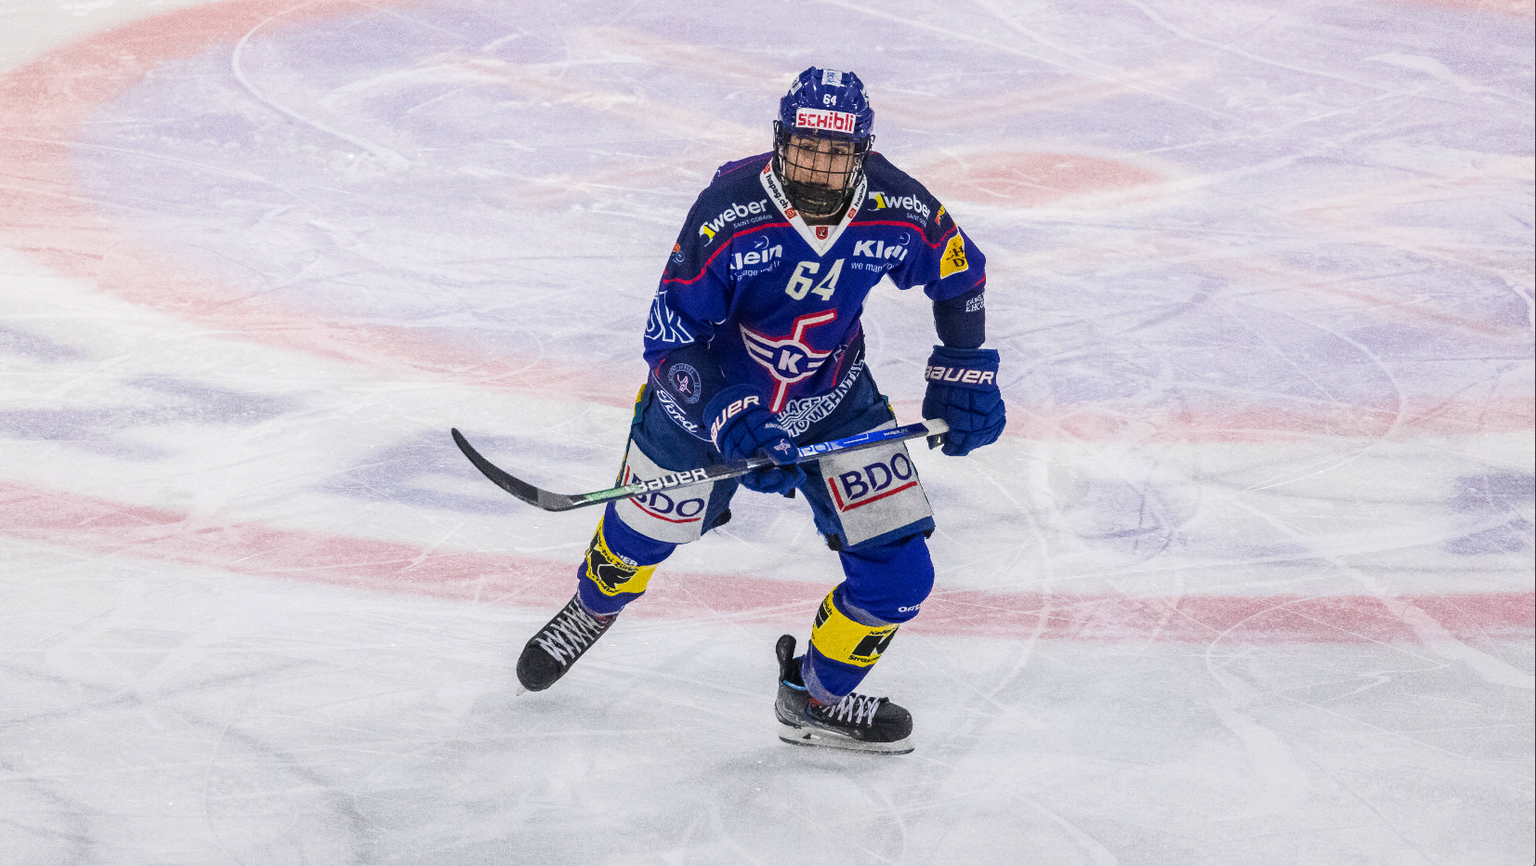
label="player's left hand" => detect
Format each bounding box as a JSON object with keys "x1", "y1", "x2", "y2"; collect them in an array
[
  {"x1": 705, "y1": 386, "x2": 806, "y2": 495},
  {"x1": 922, "y1": 345, "x2": 1006, "y2": 457}
]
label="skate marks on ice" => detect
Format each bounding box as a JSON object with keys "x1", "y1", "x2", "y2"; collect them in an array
[
  {"x1": 9, "y1": 0, "x2": 1528, "y2": 441},
  {"x1": 0, "y1": 0, "x2": 645, "y2": 411},
  {"x1": 1, "y1": 0, "x2": 1533, "y2": 863},
  {"x1": 3, "y1": 579, "x2": 1525, "y2": 864},
  {"x1": 1, "y1": 0, "x2": 1178, "y2": 399},
  {"x1": 2, "y1": 473, "x2": 1530, "y2": 648}
]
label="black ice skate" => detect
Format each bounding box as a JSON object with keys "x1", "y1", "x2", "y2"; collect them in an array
[
  {"x1": 774, "y1": 634, "x2": 914, "y2": 754},
  {"x1": 516, "y1": 594, "x2": 617, "y2": 693}
]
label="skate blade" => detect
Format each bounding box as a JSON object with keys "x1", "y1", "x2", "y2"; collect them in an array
[{"x1": 777, "y1": 723, "x2": 913, "y2": 755}]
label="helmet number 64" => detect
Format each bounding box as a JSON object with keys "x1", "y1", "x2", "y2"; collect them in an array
[{"x1": 785, "y1": 259, "x2": 843, "y2": 302}]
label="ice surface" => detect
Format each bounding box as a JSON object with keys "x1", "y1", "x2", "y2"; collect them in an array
[{"x1": 0, "y1": 0, "x2": 1531, "y2": 863}]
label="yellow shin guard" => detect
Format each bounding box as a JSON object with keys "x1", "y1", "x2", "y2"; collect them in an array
[
  {"x1": 581, "y1": 517, "x2": 658, "y2": 598},
  {"x1": 809, "y1": 591, "x2": 899, "y2": 668}
]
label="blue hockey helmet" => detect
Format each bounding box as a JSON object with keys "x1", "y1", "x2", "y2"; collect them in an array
[
  {"x1": 773, "y1": 67, "x2": 875, "y2": 217},
  {"x1": 776, "y1": 66, "x2": 874, "y2": 141}
]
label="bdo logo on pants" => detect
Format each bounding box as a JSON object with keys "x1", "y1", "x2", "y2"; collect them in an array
[
  {"x1": 828, "y1": 453, "x2": 917, "y2": 511},
  {"x1": 634, "y1": 490, "x2": 707, "y2": 521}
]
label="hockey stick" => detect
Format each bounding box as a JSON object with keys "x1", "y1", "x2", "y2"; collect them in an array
[{"x1": 452, "y1": 418, "x2": 949, "y2": 512}]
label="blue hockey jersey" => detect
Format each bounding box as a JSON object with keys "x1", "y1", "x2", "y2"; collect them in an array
[{"x1": 644, "y1": 151, "x2": 987, "y2": 441}]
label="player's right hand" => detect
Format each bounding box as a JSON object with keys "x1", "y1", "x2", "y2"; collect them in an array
[{"x1": 705, "y1": 386, "x2": 806, "y2": 495}]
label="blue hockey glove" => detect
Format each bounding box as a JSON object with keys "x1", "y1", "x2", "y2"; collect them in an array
[
  {"x1": 704, "y1": 386, "x2": 805, "y2": 495},
  {"x1": 922, "y1": 346, "x2": 1006, "y2": 457}
]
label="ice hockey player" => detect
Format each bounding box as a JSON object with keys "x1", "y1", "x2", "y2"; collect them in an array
[{"x1": 515, "y1": 67, "x2": 1005, "y2": 754}]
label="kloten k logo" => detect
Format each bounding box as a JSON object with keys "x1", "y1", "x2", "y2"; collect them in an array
[{"x1": 740, "y1": 309, "x2": 839, "y2": 412}]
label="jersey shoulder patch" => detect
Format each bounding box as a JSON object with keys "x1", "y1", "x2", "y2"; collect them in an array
[{"x1": 939, "y1": 230, "x2": 969, "y2": 278}]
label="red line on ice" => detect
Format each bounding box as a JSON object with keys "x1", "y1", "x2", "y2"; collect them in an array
[{"x1": 4, "y1": 480, "x2": 1529, "y2": 646}]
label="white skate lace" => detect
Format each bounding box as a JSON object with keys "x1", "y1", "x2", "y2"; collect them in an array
[
  {"x1": 534, "y1": 602, "x2": 611, "y2": 664},
  {"x1": 812, "y1": 693, "x2": 884, "y2": 727}
]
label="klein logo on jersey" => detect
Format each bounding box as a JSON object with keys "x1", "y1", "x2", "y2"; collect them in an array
[
  {"x1": 698, "y1": 199, "x2": 770, "y2": 244},
  {"x1": 866, "y1": 191, "x2": 932, "y2": 225},
  {"x1": 925, "y1": 365, "x2": 995, "y2": 386},
  {"x1": 730, "y1": 242, "x2": 783, "y2": 272},
  {"x1": 851, "y1": 238, "x2": 909, "y2": 262},
  {"x1": 827, "y1": 452, "x2": 918, "y2": 512},
  {"x1": 740, "y1": 309, "x2": 839, "y2": 412},
  {"x1": 794, "y1": 107, "x2": 858, "y2": 134}
]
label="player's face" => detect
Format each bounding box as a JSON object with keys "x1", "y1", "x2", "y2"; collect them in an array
[{"x1": 783, "y1": 134, "x2": 858, "y2": 192}]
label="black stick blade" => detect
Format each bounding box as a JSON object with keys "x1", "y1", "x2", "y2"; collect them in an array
[{"x1": 451, "y1": 428, "x2": 578, "y2": 511}]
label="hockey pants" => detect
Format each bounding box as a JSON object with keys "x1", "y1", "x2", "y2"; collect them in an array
[{"x1": 572, "y1": 375, "x2": 936, "y2": 703}]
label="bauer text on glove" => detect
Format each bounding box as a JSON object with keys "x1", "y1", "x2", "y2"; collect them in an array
[
  {"x1": 921, "y1": 346, "x2": 1005, "y2": 457},
  {"x1": 705, "y1": 386, "x2": 806, "y2": 495}
]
